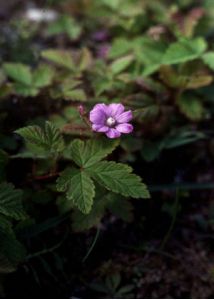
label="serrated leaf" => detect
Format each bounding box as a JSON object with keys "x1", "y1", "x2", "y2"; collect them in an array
[
  {"x1": 109, "y1": 38, "x2": 133, "y2": 59},
  {"x1": 177, "y1": 96, "x2": 204, "y2": 121},
  {"x1": 162, "y1": 38, "x2": 207, "y2": 65},
  {"x1": 15, "y1": 121, "x2": 64, "y2": 155},
  {"x1": 63, "y1": 89, "x2": 86, "y2": 101},
  {"x1": 87, "y1": 161, "x2": 150, "y2": 199},
  {"x1": 110, "y1": 55, "x2": 133, "y2": 75},
  {"x1": 160, "y1": 65, "x2": 212, "y2": 89},
  {"x1": 56, "y1": 168, "x2": 73, "y2": 192},
  {"x1": 14, "y1": 84, "x2": 39, "y2": 96},
  {"x1": 184, "y1": 75, "x2": 213, "y2": 89},
  {"x1": 33, "y1": 64, "x2": 54, "y2": 88},
  {"x1": 47, "y1": 15, "x2": 81, "y2": 40},
  {"x1": 101, "y1": 0, "x2": 120, "y2": 9},
  {"x1": 140, "y1": 38, "x2": 167, "y2": 75},
  {"x1": 56, "y1": 168, "x2": 95, "y2": 214},
  {"x1": 202, "y1": 52, "x2": 214, "y2": 70},
  {"x1": 41, "y1": 49, "x2": 75, "y2": 71},
  {"x1": 0, "y1": 183, "x2": 26, "y2": 220},
  {"x1": 78, "y1": 48, "x2": 92, "y2": 71},
  {"x1": 0, "y1": 216, "x2": 26, "y2": 273},
  {"x1": 3, "y1": 63, "x2": 32, "y2": 85},
  {"x1": 66, "y1": 138, "x2": 119, "y2": 168}
]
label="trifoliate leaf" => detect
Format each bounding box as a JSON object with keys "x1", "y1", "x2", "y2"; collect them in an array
[
  {"x1": 3, "y1": 63, "x2": 32, "y2": 85},
  {"x1": 109, "y1": 38, "x2": 133, "y2": 59},
  {"x1": 66, "y1": 138, "x2": 119, "y2": 168},
  {"x1": 0, "y1": 216, "x2": 26, "y2": 273},
  {"x1": 63, "y1": 89, "x2": 86, "y2": 101},
  {"x1": 202, "y1": 52, "x2": 214, "y2": 70},
  {"x1": 110, "y1": 55, "x2": 133, "y2": 75},
  {"x1": 0, "y1": 183, "x2": 26, "y2": 220},
  {"x1": 56, "y1": 168, "x2": 95, "y2": 214},
  {"x1": 87, "y1": 161, "x2": 150, "y2": 199},
  {"x1": 56, "y1": 168, "x2": 73, "y2": 192},
  {"x1": 15, "y1": 121, "x2": 64, "y2": 155},
  {"x1": 41, "y1": 49, "x2": 75, "y2": 71},
  {"x1": 47, "y1": 15, "x2": 82, "y2": 40},
  {"x1": 162, "y1": 38, "x2": 207, "y2": 65},
  {"x1": 14, "y1": 84, "x2": 39, "y2": 96},
  {"x1": 33, "y1": 64, "x2": 54, "y2": 88},
  {"x1": 160, "y1": 65, "x2": 212, "y2": 89}
]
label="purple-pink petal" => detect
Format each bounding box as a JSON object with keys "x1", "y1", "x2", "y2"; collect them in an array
[
  {"x1": 106, "y1": 128, "x2": 121, "y2": 139},
  {"x1": 116, "y1": 123, "x2": 133, "y2": 133},
  {"x1": 107, "y1": 103, "x2": 124, "y2": 117},
  {"x1": 89, "y1": 104, "x2": 107, "y2": 125},
  {"x1": 92, "y1": 124, "x2": 109, "y2": 132},
  {"x1": 116, "y1": 110, "x2": 133, "y2": 123}
]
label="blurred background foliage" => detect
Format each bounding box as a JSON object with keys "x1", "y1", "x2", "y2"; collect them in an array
[{"x1": 1, "y1": 0, "x2": 214, "y2": 298}]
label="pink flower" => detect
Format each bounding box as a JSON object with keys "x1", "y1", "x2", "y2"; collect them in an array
[{"x1": 89, "y1": 103, "x2": 133, "y2": 139}]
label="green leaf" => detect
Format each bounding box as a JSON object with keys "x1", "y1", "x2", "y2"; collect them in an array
[
  {"x1": 15, "y1": 121, "x2": 64, "y2": 155},
  {"x1": 78, "y1": 48, "x2": 93, "y2": 71},
  {"x1": 33, "y1": 65, "x2": 54, "y2": 88},
  {"x1": 47, "y1": 15, "x2": 81, "y2": 40},
  {"x1": 63, "y1": 89, "x2": 86, "y2": 101},
  {"x1": 163, "y1": 129, "x2": 205, "y2": 149},
  {"x1": 56, "y1": 168, "x2": 72, "y2": 192},
  {"x1": 202, "y1": 52, "x2": 214, "y2": 70},
  {"x1": 14, "y1": 84, "x2": 39, "y2": 96},
  {"x1": 101, "y1": 0, "x2": 120, "y2": 9},
  {"x1": 56, "y1": 168, "x2": 95, "y2": 214},
  {"x1": 160, "y1": 65, "x2": 213, "y2": 89},
  {"x1": 177, "y1": 95, "x2": 204, "y2": 121},
  {"x1": 3, "y1": 63, "x2": 32, "y2": 85},
  {"x1": 41, "y1": 49, "x2": 75, "y2": 71},
  {"x1": 0, "y1": 216, "x2": 26, "y2": 273},
  {"x1": 0, "y1": 183, "x2": 26, "y2": 220},
  {"x1": 140, "y1": 38, "x2": 167, "y2": 76},
  {"x1": 87, "y1": 161, "x2": 150, "y2": 199},
  {"x1": 110, "y1": 55, "x2": 133, "y2": 75},
  {"x1": 109, "y1": 38, "x2": 133, "y2": 59},
  {"x1": 66, "y1": 138, "x2": 119, "y2": 168},
  {"x1": 162, "y1": 38, "x2": 207, "y2": 65}
]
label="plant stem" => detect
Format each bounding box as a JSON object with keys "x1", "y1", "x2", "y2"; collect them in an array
[{"x1": 82, "y1": 227, "x2": 100, "y2": 263}]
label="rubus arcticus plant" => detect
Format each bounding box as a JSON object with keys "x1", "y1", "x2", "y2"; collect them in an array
[
  {"x1": 0, "y1": 105, "x2": 150, "y2": 273},
  {"x1": 1, "y1": 0, "x2": 214, "y2": 298}
]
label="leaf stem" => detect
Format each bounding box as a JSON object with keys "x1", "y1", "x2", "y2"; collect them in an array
[{"x1": 82, "y1": 227, "x2": 100, "y2": 263}]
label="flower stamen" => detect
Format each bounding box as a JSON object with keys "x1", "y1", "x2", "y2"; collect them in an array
[{"x1": 106, "y1": 116, "x2": 116, "y2": 127}]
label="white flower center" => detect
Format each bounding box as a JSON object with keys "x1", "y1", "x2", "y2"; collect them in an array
[{"x1": 106, "y1": 116, "x2": 116, "y2": 127}]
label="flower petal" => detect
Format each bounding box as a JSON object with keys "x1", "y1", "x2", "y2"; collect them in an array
[
  {"x1": 106, "y1": 128, "x2": 121, "y2": 139},
  {"x1": 116, "y1": 110, "x2": 133, "y2": 123},
  {"x1": 116, "y1": 123, "x2": 133, "y2": 133},
  {"x1": 92, "y1": 124, "x2": 109, "y2": 132},
  {"x1": 107, "y1": 103, "x2": 124, "y2": 117},
  {"x1": 89, "y1": 103, "x2": 108, "y2": 125}
]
